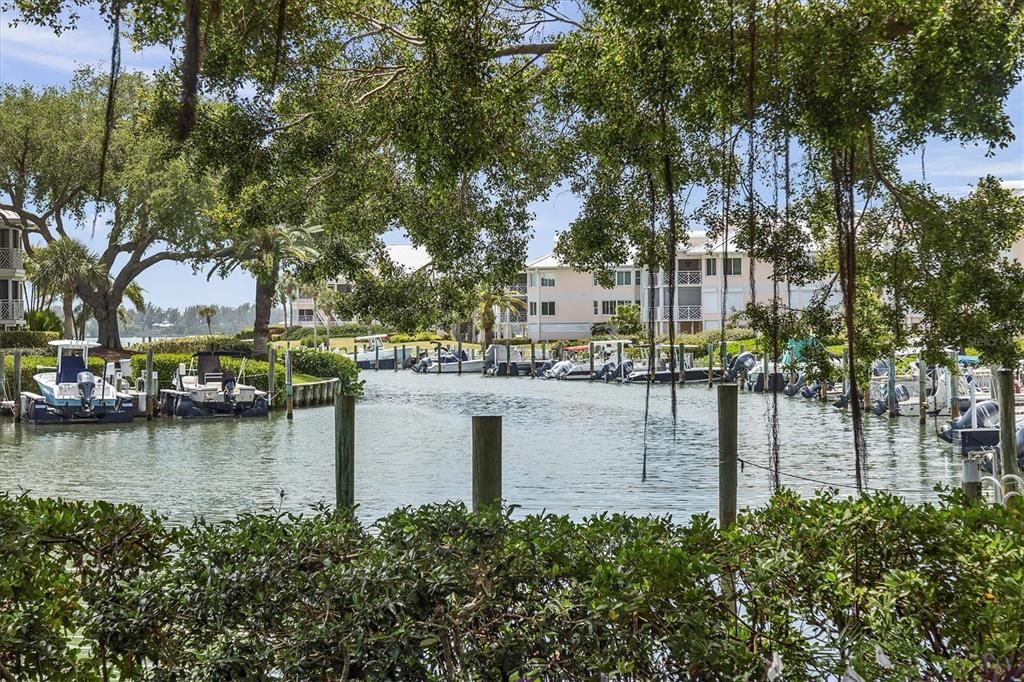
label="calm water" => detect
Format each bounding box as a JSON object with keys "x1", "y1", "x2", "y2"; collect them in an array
[{"x1": 0, "y1": 372, "x2": 959, "y2": 524}]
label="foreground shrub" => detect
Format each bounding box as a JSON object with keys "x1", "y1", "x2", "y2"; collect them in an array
[
  {"x1": 128, "y1": 335, "x2": 254, "y2": 354},
  {"x1": 0, "y1": 330, "x2": 59, "y2": 349},
  {"x1": 1, "y1": 491, "x2": 1022, "y2": 680},
  {"x1": 289, "y1": 348, "x2": 363, "y2": 396}
]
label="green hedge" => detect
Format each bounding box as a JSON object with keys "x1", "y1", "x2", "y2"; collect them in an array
[
  {"x1": 0, "y1": 330, "x2": 59, "y2": 349},
  {"x1": 128, "y1": 336, "x2": 255, "y2": 354},
  {"x1": 128, "y1": 353, "x2": 284, "y2": 395},
  {"x1": 278, "y1": 323, "x2": 390, "y2": 341},
  {"x1": 1, "y1": 490, "x2": 1021, "y2": 680},
  {"x1": 289, "y1": 348, "x2": 363, "y2": 396},
  {"x1": 3, "y1": 354, "x2": 105, "y2": 393}
]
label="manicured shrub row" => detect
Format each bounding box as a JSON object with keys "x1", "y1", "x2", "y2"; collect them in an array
[
  {"x1": 128, "y1": 335, "x2": 255, "y2": 354},
  {"x1": 289, "y1": 348, "x2": 363, "y2": 396},
  {"x1": 276, "y1": 322, "x2": 390, "y2": 341},
  {"x1": 3, "y1": 354, "x2": 105, "y2": 392},
  {"x1": 0, "y1": 330, "x2": 59, "y2": 349},
  {"x1": 1, "y1": 490, "x2": 1021, "y2": 680}
]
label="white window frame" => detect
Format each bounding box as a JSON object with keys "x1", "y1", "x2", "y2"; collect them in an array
[
  {"x1": 541, "y1": 301, "x2": 556, "y2": 316},
  {"x1": 541, "y1": 273, "x2": 555, "y2": 287}
]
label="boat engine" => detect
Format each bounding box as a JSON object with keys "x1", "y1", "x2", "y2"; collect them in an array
[
  {"x1": 726, "y1": 352, "x2": 757, "y2": 381},
  {"x1": 939, "y1": 399, "x2": 999, "y2": 442},
  {"x1": 222, "y1": 369, "x2": 237, "y2": 402},
  {"x1": 783, "y1": 372, "x2": 805, "y2": 397},
  {"x1": 77, "y1": 371, "x2": 97, "y2": 411},
  {"x1": 870, "y1": 384, "x2": 910, "y2": 416}
]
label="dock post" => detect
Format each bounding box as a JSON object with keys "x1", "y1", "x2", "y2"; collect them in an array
[
  {"x1": 505, "y1": 339, "x2": 511, "y2": 377},
  {"x1": 472, "y1": 415, "x2": 502, "y2": 512},
  {"x1": 437, "y1": 345, "x2": 442, "y2": 375},
  {"x1": 394, "y1": 344, "x2": 399, "y2": 372},
  {"x1": 949, "y1": 350, "x2": 960, "y2": 419},
  {"x1": 352, "y1": 347, "x2": 357, "y2": 367},
  {"x1": 707, "y1": 342, "x2": 714, "y2": 388},
  {"x1": 617, "y1": 342, "x2": 623, "y2": 382},
  {"x1": 718, "y1": 382, "x2": 738, "y2": 528},
  {"x1": 375, "y1": 345, "x2": 379, "y2": 371},
  {"x1": 145, "y1": 349, "x2": 155, "y2": 420},
  {"x1": 888, "y1": 352, "x2": 898, "y2": 417},
  {"x1": 919, "y1": 359, "x2": 927, "y2": 424},
  {"x1": 335, "y1": 387, "x2": 355, "y2": 508},
  {"x1": 530, "y1": 342, "x2": 536, "y2": 377},
  {"x1": 997, "y1": 368, "x2": 1019, "y2": 494},
  {"x1": 458, "y1": 340, "x2": 463, "y2": 375},
  {"x1": 541, "y1": 342, "x2": 546, "y2": 360},
  {"x1": 962, "y1": 456, "x2": 982, "y2": 501},
  {"x1": 267, "y1": 346, "x2": 276, "y2": 409},
  {"x1": 285, "y1": 349, "x2": 294, "y2": 420},
  {"x1": 402, "y1": 345, "x2": 408, "y2": 370},
  {"x1": 13, "y1": 350, "x2": 21, "y2": 420},
  {"x1": 589, "y1": 342, "x2": 595, "y2": 381}
]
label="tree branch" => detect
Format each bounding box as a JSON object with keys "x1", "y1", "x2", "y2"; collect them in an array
[
  {"x1": 493, "y1": 42, "x2": 555, "y2": 58},
  {"x1": 352, "y1": 12, "x2": 424, "y2": 46}
]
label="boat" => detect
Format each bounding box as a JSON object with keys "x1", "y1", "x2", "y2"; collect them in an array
[
  {"x1": 626, "y1": 344, "x2": 710, "y2": 383},
  {"x1": 20, "y1": 340, "x2": 135, "y2": 424},
  {"x1": 351, "y1": 334, "x2": 415, "y2": 370},
  {"x1": 485, "y1": 343, "x2": 532, "y2": 376},
  {"x1": 412, "y1": 344, "x2": 485, "y2": 373},
  {"x1": 159, "y1": 351, "x2": 268, "y2": 418},
  {"x1": 541, "y1": 342, "x2": 627, "y2": 380}
]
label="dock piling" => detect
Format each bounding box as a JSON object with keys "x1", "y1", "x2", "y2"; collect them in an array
[
  {"x1": 888, "y1": 352, "x2": 897, "y2": 417},
  {"x1": 949, "y1": 350, "x2": 960, "y2": 420},
  {"x1": 375, "y1": 345, "x2": 380, "y2": 371},
  {"x1": 458, "y1": 340, "x2": 463, "y2": 375},
  {"x1": 13, "y1": 350, "x2": 21, "y2": 420},
  {"x1": 285, "y1": 348, "x2": 294, "y2": 420},
  {"x1": 707, "y1": 342, "x2": 714, "y2": 388},
  {"x1": 145, "y1": 349, "x2": 155, "y2": 420},
  {"x1": 335, "y1": 387, "x2": 355, "y2": 508},
  {"x1": 617, "y1": 342, "x2": 623, "y2": 382},
  {"x1": 589, "y1": 342, "x2": 595, "y2": 381},
  {"x1": 962, "y1": 457, "x2": 982, "y2": 500},
  {"x1": 919, "y1": 359, "x2": 927, "y2": 424},
  {"x1": 472, "y1": 415, "x2": 502, "y2": 512},
  {"x1": 267, "y1": 346, "x2": 276, "y2": 409},
  {"x1": 437, "y1": 345, "x2": 442, "y2": 375},
  {"x1": 718, "y1": 382, "x2": 738, "y2": 528},
  {"x1": 505, "y1": 339, "x2": 511, "y2": 377},
  {"x1": 530, "y1": 342, "x2": 536, "y2": 377}
]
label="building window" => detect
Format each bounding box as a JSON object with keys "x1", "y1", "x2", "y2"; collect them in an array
[
  {"x1": 541, "y1": 273, "x2": 555, "y2": 287},
  {"x1": 541, "y1": 301, "x2": 556, "y2": 316},
  {"x1": 706, "y1": 258, "x2": 717, "y2": 276},
  {"x1": 529, "y1": 301, "x2": 537, "y2": 316},
  {"x1": 529, "y1": 272, "x2": 536, "y2": 287},
  {"x1": 593, "y1": 300, "x2": 598, "y2": 315},
  {"x1": 615, "y1": 270, "x2": 632, "y2": 286},
  {"x1": 725, "y1": 257, "x2": 742, "y2": 276},
  {"x1": 635, "y1": 269, "x2": 641, "y2": 284}
]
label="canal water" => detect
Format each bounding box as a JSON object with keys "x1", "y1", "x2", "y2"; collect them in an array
[{"x1": 0, "y1": 372, "x2": 959, "y2": 524}]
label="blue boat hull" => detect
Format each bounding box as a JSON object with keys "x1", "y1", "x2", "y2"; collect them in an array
[{"x1": 21, "y1": 394, "x2": 135, "y2": 424}]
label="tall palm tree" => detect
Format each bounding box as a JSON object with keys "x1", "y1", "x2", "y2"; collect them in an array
[
  {"x1": 25, "y1": 238, "x2": 102, "y2": 338},
  {"x1": 197, "y1": 305, "x2": 217, "y2": 335},
  {"x1": 314, "y1": 286, "x2": 337, "y2": 349},
  {"x1": 476, "y1": 286, "x2": 527, "y2": 350},
  {"x1": 278, "y1": 271, "x2": 299, "y2": 328},
  {"x1": 210, "y1": 223, "x2": 321, "y2": 358}
]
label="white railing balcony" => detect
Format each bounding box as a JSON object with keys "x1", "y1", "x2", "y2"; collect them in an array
[
  {"x1": 507, "y1": 283, "x2": 527, "y2": 295},
  {"x1": 659, "y1": 270, "x2": 702, "y2": 285},
  {"x1": 501, "y1": 311, "x2": 527, "y2": 323},
  {"x1": 0, "y1": 298, "x2": 24, "y2": 323},
  {"x1": 645, "y1": 305, "x2": 702, "y2": 321},
  {"x1": 0, "y1": 248, "x2": 23, "y2": 270}
]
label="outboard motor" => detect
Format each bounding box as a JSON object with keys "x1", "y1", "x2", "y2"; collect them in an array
[
  {"x1": 77, "y1": 371, "x2": 97, "y2": 411},
  {"x1": 726, "y1": 352, "x2": 757, "y2": 382},
  {"x1": 222, "y1": 369, "x2": 237, "y2": 401},
  {"x1": 783, "y1": 372, "x2": 805, "y2": 397},
  {"x1": 800, "y1": 381, "x2": 820, "y2": 399},
  {"x1": 546, "y1": 360, "x2": 573, "y2": 379},
  {"x1": 939, "y1": 399, "x2": 999, "y2": 443}
]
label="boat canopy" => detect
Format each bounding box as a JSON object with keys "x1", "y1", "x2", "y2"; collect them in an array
[
  {"x1": 48, "y1": 340, "x2": 100, "y2": 349},
  {"x1": 355, "y1": 334, "x2": 389, "y2": 342},
  {"x1": 564, "y1": 345, "x2": 589, "y2": 352},
  {"x1": 193, "y1": 350, "x2": 250, "y2": 358}
]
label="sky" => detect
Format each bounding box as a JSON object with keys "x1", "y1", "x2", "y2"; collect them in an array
[{"x1": 1, "y1": 8, "x2": 1022, "y2": 307}]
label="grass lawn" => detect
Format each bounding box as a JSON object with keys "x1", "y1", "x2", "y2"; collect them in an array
[{"x1": 292, "y1": 372, "x2": 321, "y2": 384}]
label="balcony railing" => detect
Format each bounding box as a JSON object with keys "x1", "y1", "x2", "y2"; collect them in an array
[
  {"x1": 507, "y1": 283, "x2": 527, "y2": 295},
  {"x1": 659, "y1": 270, "x2": 701, "y2": 285},
  {"x1": 0, "y1": 248, "x2": 23, "y2": 270},
  {"x1": 501, "y1": 311, "x2": 527, "y2": 323},
  {"x1": 645, "y1": 305, "x2": 702, "y2": 321},
  {"x1": 0, "y1": 298, "x2": 24, "y2": 323}
]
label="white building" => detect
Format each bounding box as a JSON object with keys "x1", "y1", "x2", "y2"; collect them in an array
[{"x1": 0, "y1": 210, "x2": 26, "y2": 330}]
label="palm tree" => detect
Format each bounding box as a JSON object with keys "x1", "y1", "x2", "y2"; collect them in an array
[
  {"x1": 476, "y1": 286, "x2": 527, "y2": 350},
  {"x1": 210, "y1": 223, "x2": 321, "y2": 358},
  {"x1": 278, "y1": 272, "x2": 299, "y2": 328},
  {"x1": 314, "y1": 286, "x2": 337, "y2": 349},
  {"x1": 25, "y1": 238, "x2": 103, "y2": 338},
  {"x1": 609, "y1": 303, "x2": 643, "y2": 338},
  {"x1": 197, "y1": 305, "x2": 217, "y2": 335},
  {"x1": 76, "y1": 282, "x2": 146, "y2": 341}
]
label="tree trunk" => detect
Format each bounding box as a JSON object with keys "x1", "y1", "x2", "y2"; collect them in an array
[
  {"x1": 253, "y1": 274, "x2": 275, "y2": 359},
  {"x1": 62, "y1": 290, "x2": 75, "y2": 339},
  {"x1": 90, "y1": 292, "x2": 124, "y2": 350}
]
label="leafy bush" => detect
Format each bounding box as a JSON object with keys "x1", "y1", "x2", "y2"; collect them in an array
[
  {"x1": 289, "y1": 348, "x2": 363, "y2": 396},
  {"x1": 3, "y1": 354, "x2": 104, "y2": 391},
  {"x1": 128, "y1": 335, "x2": 254, "y2": 354},
  {"x1": 278, "y1": 323, "x2": 389, "y2": 341},
  {"x1": 389, "y1": 330, "x2": 446, "y2": 343},
  {"x1": 24, "y1": 310, "x2": 62, "y2": 332},
  {"x1": 236, "y1": 326, "x2": 286, "y2": 340},
  {"x1": 128, "y1": 353, "x2": 284, "y2": 396},
  {"x1": 1, "y1": 490, "x2": 1022, "y2": 680},
  {"x1": 0, "y1": 330, "x2": 60, "y2": 349}
]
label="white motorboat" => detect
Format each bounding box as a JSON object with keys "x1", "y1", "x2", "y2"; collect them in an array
[
  {"x1": 160, "y1": 351, "x2": 268, "y2": 418},
  {"x1": 351, "y1": 334, "x2": 415, "y2": 369},
  {"x1": 412, "y1": 345, "x2": 485, "y2": 373},
  {"x1": 20, "y1": 340, "x2": 135, "y2": 424}
]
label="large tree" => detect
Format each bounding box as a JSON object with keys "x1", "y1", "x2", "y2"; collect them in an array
[{"x1": 0, "y1": 74, "x2": 219, "y2": 349}]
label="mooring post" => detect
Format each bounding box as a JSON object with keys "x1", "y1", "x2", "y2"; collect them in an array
[
  {"x1": 437, "y1": 345, "x2": 442, "y2": 375},
  {"x1": 335, "y1": 387, "x2": 355, "y2": 508},
  {"x1": 414, "y1": 345, "x2": 420, "y2": 366},
  {"x1": 541, "y1": 342, "x2": 547, "y2": 361},
  {"x1": 472, "y1": 415, "x2": 502, "y2": 512},
  {"x1": 707, "y1": 342, "x2": 714, "y2": 388},
  {"x1": 285, "y1": 348, "x2": 294, "y2": 420},
  {"x1": 888, "y1": 352, "x2": 898, "y2": 417},
  {"x1": 375, "y1": 344, "x2": 380, "y2": 371},
  {"x1": 962, "y1": 456, "x2": 982, "y2": 501},
  {"x1": 457, "y1": 340, "x2": 463, "y2": 375},
  {"x1": 919, "y1": 358, "x2": 927, "y2": 425},
  {"x1": 949, "y1": 350, "x2": 960, "y2": 419},
  {"x1": 970, "y1": 379, "x2": 978, "y2": 428},
  {"x1": 505, "y1": 339, "x2": 512, "y2": 377},
  {"x1": 589, "y1": 342, "x2": 595, "y2": 381},
  {"x1": 530, "y1": 342, "x2": 536, "y2": 377},
  {"x1": 998, "y1": 368, "x2": 1019, "y2": 494},
  {"x1": 402, "y1": 345, "x2": 408, "y2": 370},
  {"x1": 145, "y1": 349, "x2": 155, "y2": 420},
  {"x1": 13, "y1": 350, "x2": 21, "y2": 420},
  {"x1": 616, "y1": 342, "x2": 623, "y2": 382},
  {"x1": 267, "y1": 346, "x2": 277, "y2": 409},
  {"x1": 394, "y1": 343, "x2": 399, "y2": 372},
  {"x1": 718, "y1": 382, "x2": 738, "y2": 528}
]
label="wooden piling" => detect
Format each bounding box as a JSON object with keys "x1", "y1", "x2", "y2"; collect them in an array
[
  {"x1": 707, "y1": 342, "x2": 714, "y2": 388},
  {"x1": 437, "y1": 345, "x2": 442, "y2": 375},
  {"x1": 285, "y1": 349, "x2": 294, "y2": 420},
  {"x1": 617, "y1": 342, "x2": 623, "y2": 382},
  {"x1": 997, "y1": 368, "x2": 1019, "y2": 493},
  {"x1": 949, "y1": 350, "x2": 960, "y2": 420},
  {"x1": 458, "y1": 340, "x2": 463, "y2": 375},
  {"x1": 962, "y1": 457, "x2": 982, "y2": 501},
  {"x1": 335, "y1": 388, "x2": 355, "y2": 508},
  {"x1": 472, "y1": 415, "x2": 502, "y2": 512},
  {"x1": 402, "y1": 345, "x2": 408, "y2": 370},
  {"x1": 888, "y1": 352, "x2": 898, "y2": 417},
  {"x1": 267, "y1": 346, "x2": 276, "y2": 409},
  {"x1": 375, "y1": 345, "x2": 379, "y2": 371},
  {"x1": 918, "y1": 358, "x2": 927, "y2": 425},
  {"x1": 145, "y1": 349, "x2": 155, "y2": 420},
  {"x1": 718, "y1": 382, "x2": 738, "y2": 529},
  {"x1": 589, "y1": 342, "x2": 595, "y2": 381},
  {"x1": 530, "y1": 342, "x2": 536, "y2": 377},
  {"x1": 505, "y1": 339, "x2": 512, "y2": 377},
  {"x1": 13, "y1": 350, "x2": 21, "y2": 420}
]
